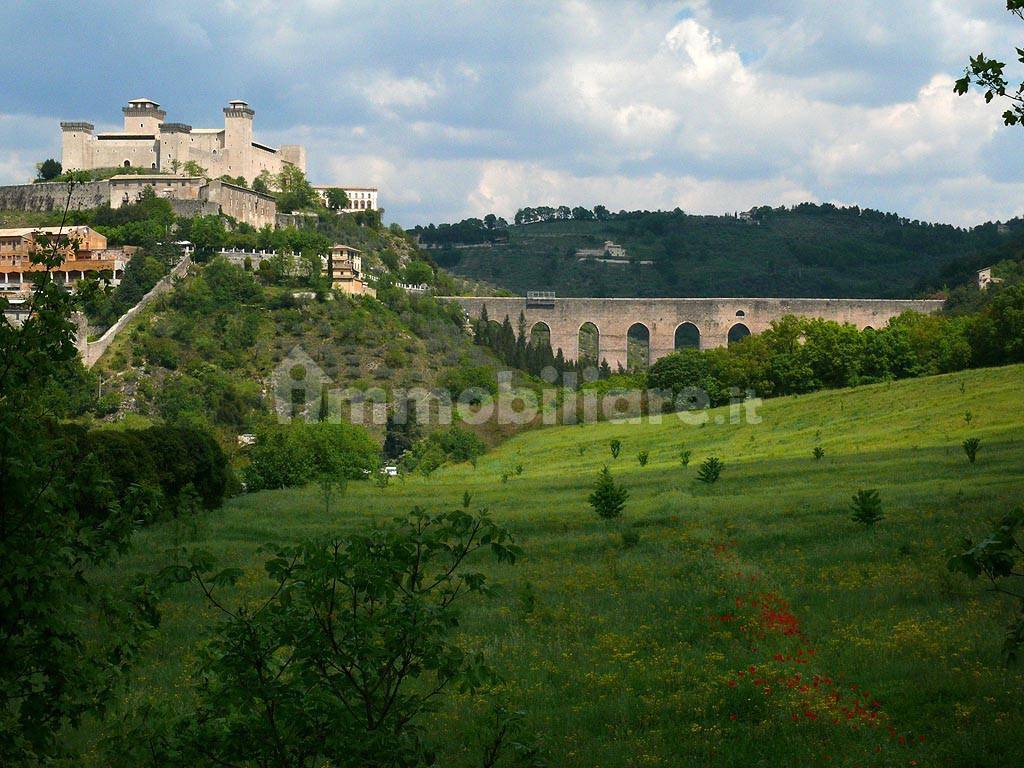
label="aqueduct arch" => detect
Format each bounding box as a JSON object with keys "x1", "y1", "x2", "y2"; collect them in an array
[
  {"x1": 446, "y1": 296, "x2": 944, "y2": 371},
  {"x1": 728, "y1": 323, "x2": 751, "y2": 345},
  {"x1": 578, "y1": 321, "x2": 600, "y2": 365},
  {"x1": 674, "y1": 322, "x2": 701, "y2": 350}
]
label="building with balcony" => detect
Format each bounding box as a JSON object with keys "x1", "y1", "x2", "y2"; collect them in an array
[{"x1": 0, "y1": 226, "x2": 132, "y2": 295}]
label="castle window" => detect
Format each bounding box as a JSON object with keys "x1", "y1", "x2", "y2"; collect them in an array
[{"x1": 123, "y1": 160, "x2": 131, "y2": 167}]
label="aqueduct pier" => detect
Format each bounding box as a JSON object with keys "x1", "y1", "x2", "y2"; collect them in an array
[{"x1": 444, "y1": 296, "x2": 944, "y2": 371}]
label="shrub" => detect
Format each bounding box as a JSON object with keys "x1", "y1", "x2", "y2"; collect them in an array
[
  {"x1": 609, "y1": 439, "x2": 622, "y2": 459},
  {"x1": 436, "y1": 425, "x2": 486, "y2": 463},
  {"x1": 948, "y1": 508, "x2": 1024, "y2": 660},
  {"x1": 145, "y1": 509, "x2": 523, "y2": 767},
  {"x1": 637, "y1": 450, "x2": 649, "y2": 467},
  {"x1": 813, "y1": 446, "x2": 825, "y2": 461},
  {"x1": 680, "y1": 448, "x2": 692, "y2": 467},
  {"x1": 244, "y1": 422, "x2": 378, "y2": 491},
  {"x1": 82, "y1": 425, "x2": 230, "y2": 518},
  {"x1": 697, "y1": 456, "x2": 723, "y2": 484},
  {"x1": 962, "y1": 437, "x2": 981, "y2": 464},
  {"x1": 440, "y1": 363, "x2": 497, "y2": 403},
  {"x1": 589, "y1": 466, "x2": 628, "y2": 519},
  {"x1": 850, "y1": 489, "x2": 884, "y2": 527}
]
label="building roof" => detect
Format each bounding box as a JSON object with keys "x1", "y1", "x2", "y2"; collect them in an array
[
  {"x1": 109, "y1": 174, "x2": 202, "y2": 182},
  {"x1": 0, "y1": 225, "x2": 95, "y2": 238},
  {"x1": 314, "y1": 185, "x2": 378, "y2": 192},
  {"x1": 128, "y1": 98, "x2": 159, "y2": 106}
]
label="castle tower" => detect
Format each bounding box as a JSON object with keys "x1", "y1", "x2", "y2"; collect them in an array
[
  {"x1": 157, "y1": 123, "x2": 193, "y2": 173},
  {"x1": 223, "y1": 99, "x2": 254, "y2": 179},
  {"x1": 280, "y1": 145, "x2": 307, "y2": 174},
  {"x1": 122, "y1": 98, "x2": 166, "y2": 134},
  {"x1": 59, "y1": 122, "x2": 95, "y2": 171}
]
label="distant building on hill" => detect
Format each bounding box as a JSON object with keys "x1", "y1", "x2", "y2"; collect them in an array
[
  {"x1": 326, "y1": 244, "x2": 375, "y2": 297},
  {"x1": 313, "y1": 186, "x2": 379, "y2": 213},
  {"x1": 977, "y1": 267, "x2": 1004, "y2": 290},
  {"x1": 0, "y1": 225, "x2": 132, "y2": 296},
  {"x1": 60, "y1": 98, "x2": 306, "y2": 184},
  {"x1": 577, "y1": 240, "x2": 628, "y2": 261}
]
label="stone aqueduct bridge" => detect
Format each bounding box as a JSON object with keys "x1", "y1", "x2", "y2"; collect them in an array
[{"x1": 444, "y1": 296, "x2": 944, "y2": 371}]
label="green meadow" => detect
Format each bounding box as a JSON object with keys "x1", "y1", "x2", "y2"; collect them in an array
[{"x1": 91, "y1": 364, "x2": 1024, "y2": 767}]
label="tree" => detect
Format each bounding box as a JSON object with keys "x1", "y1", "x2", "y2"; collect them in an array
[
  {"x1": 182, "y1": 160, "x2": 208, "y2": 178},
  {"x1": 252, "y1": 170, "x2": 273, "y2": 195},
  {"x1": 850, "y1": 489, "x2": 883, "y2": 527},
  {"x1": 137, "y1": 508, "x2": 521, "y2": 768},
  {"x1": 589, "y1": 466, "x2": 628, "y2": 519},
  {"x1": 324, "y1": 187, "x2": 350, "y2": 210},
  {"x1": 275, "y1": 165, "x2": 317, "y2": 213},
  {"x1": 963, "y1": 437, "x2": 981, "y2": 463},
  {"x1": 697, "y1": 456, "x2": 724, "y2": 484},
  {"x1": 0, "y1": 184, "x2": 157, "y2": 765},
  {"x1": 954, "y1": 2, "x2": 1024, "y2": 127},
  {"x1": 383, "y1": 398, "x2": 422, "y2": 460},
  {"x1": 949, "y1": 508, "x2": 1024, "y2": 660},
  {"x1": 36, "y1": 158, "x2": 62, "y2": 181}
]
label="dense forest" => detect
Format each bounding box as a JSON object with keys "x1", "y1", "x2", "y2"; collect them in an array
[{"x1": 411, "y1": 203, "x2": 1024, "y2": 299}]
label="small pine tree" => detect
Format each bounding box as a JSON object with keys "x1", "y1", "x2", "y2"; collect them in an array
[
  {"x1": 610, "y1": 439, "x2": 622, "y2": 459},
  {"x1": 637, "y1": 450, "x2": 649, "y2": 467},
  {"x1": 850, "y1": 489, "x2": 883, "y2": 527},
  {"x1": 813, "y1": 446, "x2": 825, "y2": 461},
  {"x1": 589, "y1": 466, "x2": 628, "y2": 519},
  {"x1": 697, "y1": 456, "x2": 723, "y2": 484},
  {"x1": 962, "y1": 437, "x2": 980, "y2": 464},
  {"x1": 679, "y1": 449, "x2": 691, "y2": 467}
]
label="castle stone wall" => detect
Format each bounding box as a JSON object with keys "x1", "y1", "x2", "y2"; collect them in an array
[{"x1": 0, "y1": 181, "x2": 110, "y2": 214}]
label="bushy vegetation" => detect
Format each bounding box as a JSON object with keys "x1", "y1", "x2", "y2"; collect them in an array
[
  {"x1": 74, "y1": 424, "x2": 230, "y2": 518},
  {"x1": 645, "y1": 297, "x2": 1024, "y2": 405},
  {"x1": 243, "y1": 421, "x2": 379, "y2": 491},
  {"x1": 401, "y1": 424, "x2": 488, "y2": 474},
  {"x1": 112, "y1": 508, "x2": 523, "y2": 768},
  {"x1": 420, "y1": 203, "x2": 1023, "y2": 298}
]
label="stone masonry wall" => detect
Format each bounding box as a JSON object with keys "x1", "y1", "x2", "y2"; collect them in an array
[
  {"x1": 444, "y1": 296, "x2": 945, "y2": 371},
  {"x1": 0, "y1": 181, "x2": 110, "y2": 214}
]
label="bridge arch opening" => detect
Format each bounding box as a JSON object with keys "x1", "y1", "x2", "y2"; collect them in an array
[
  {"x1": 578, "y1": 322, "x2": 600, "y2": 366},
  {"x1": 627, "y1": 322, "x2": 650, "y2": 370},
  {"x1": 529, "y1": 321, "x2": 551, "y2": 349},
  {"x1": 735, "y1": 310, "x2": 746, "y2": 317},
  {"x1": 674, "y1": 322, "x2": 701, "y2": 350},
  {"x1": 728, "y1": 323, "x2": 751, "y2": 345}
]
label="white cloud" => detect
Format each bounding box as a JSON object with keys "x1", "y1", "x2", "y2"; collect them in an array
[{"x1": 354, "y1": 73, "x2": 442, "y2": 112}]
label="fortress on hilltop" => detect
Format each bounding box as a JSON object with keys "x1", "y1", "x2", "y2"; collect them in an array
[{"x1": 60, "y1": 98, "x2": 306, "y2": 183}]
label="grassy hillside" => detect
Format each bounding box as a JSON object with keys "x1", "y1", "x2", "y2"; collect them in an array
[
  {"x1": 88, "y1": 364, "x2": 1024, "y2": 766},
  {"x1": 429, "y1": 207, "x2": 1021, "y2": 298}
]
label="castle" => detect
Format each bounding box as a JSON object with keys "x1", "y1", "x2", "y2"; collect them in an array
[{"x1": 60, "y1": 98, "x2": 306, "y2": 184}]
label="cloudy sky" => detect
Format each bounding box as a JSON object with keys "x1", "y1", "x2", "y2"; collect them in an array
[{"x1": 1, "y1": 1, "x2": 1021, "y2": 226}]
